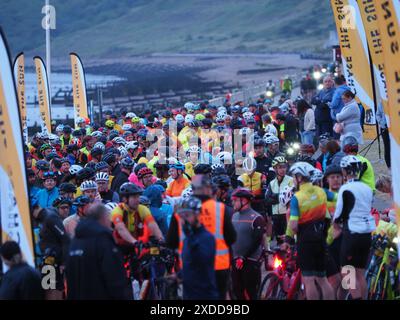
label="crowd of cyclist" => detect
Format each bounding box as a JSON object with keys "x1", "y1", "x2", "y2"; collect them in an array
[{"x1": 0, "y1": 73, "x2": 397, "y2": 300}]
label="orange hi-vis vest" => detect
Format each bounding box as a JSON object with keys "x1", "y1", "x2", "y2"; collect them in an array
[{"x1": 176, "y1": 199, "x2": 230, "y2": 270}]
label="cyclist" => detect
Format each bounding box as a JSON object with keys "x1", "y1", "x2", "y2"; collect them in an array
[
  {"x1": 283, "y1": 162, "x2": 335, "y2": 300},
  {"x1": 231, "y1": 188, "x2": 266, "y2": 300},
  {"x1": 166, "y1": 162, "x2": 191, "y2": 198},
  {"x1": 95, "y1": 172, "x2": 120, "y2": 203},
  {"x1": 265, "y1": 156, "x2": 293, "y2": 242},
  {"x1": 63, "y1": 195, "x2": 93, "y2": 238},
  {"x1": 111, "y1": 183, "x2": 163, "y2": 248},
  {"x1": 333, "y1": 155, "x2": 376, "y2": 300},
  {"x1": 36, "y1": 172, "x2": 59, "y2": 209},
  {"x1": 111, "y1": 157, "x2": 134, "y2": 193},
  {"x1": 177, "y1": 196, "x2": 219, "y2": 300}
]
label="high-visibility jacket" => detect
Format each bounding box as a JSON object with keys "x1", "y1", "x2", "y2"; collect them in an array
[
  {"x1": 238, "y1": 172, "x2": 265, "y2": 197},
  {"x1": 176, "y1": 199, "x2": 230, "y2": 270}
]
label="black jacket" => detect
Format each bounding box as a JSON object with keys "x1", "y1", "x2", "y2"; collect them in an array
[
  {"x1": 38, "y1": 210, "x2": 70, "y2": 265},
  {"x1": 66, "y1": 219, "x2": 130, "y2": 300},
  {"x1": 0, "y1": 263, "x2": 44, "y2": 300},
  {"x1": 110, "y1": 171, "x2": 129, "y2": 193}
]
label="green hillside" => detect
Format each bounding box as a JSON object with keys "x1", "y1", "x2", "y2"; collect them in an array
[{"x1": 0, "y1": 0, "x2": 335, "y2": 60}]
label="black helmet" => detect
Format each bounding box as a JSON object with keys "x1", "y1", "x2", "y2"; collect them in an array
[
  {"x1": 178, "y1": 196, "x2": 202, "y2": 215},
  {"x1": 154, "y1": 179, "x2": 168, "y2": 190},
  {"x1": 72, "y1": 129, "x2": 83, "y2": 138},
  {"x1": 154, "y1": 161, "x2": 169, "y2": 171},
  {"x1": 36, "y1": 160, "x2": 50, "y2": 171},
  {"x1": 66, "y1": 144, "x2": 79, "y2": 153},
  {"x1": 212, "y1": 175, "x2": 231, "y2": 189},
  {"x1": 201, "y1": 118, "x2": 213, "y2": 127},
  {"x1": 76, "y1": 167, "x2": 96, "y2": 181},
  {"x1": 63, "y1": 125, "x2": 72, "y2": 134},
  {"x1": 324, "y1": 164, "x2": 342, "y2": 177},
  {"x1": 211, "y1": 166, "x2": 227, "y2": 177},
  {"x1": 103, "y1": 153, "x2": 116, "y2": 165},
  {"x1": 121, "y1": 157, "x2": 135, "y2": 169},
  {"x1": 59, "y1": 182, "x2": 77, "y2": 194},
  {"x1": 343, "y1": 136, "x2": 358, "y2": 147},
  {"x1": 52, "y1": 196, "x2": 72, "y2": 208},
  {"x1": 91, "y1": 147, "x2": 104, "y2": 158},
  {"x1": 73, "y1": 195, "x2": 92, "y2": 207},
  {"x1": 254, "y1": 138, "x2": 265, "y2": 147},
  {"x1": 193, "y1": 164, "x2": 212, "y2": 175},
  {"x1": 139, "y1": 195, "x2": 151, "y2": 206},
  {"x1": 119, "y1": 182, "x2": 143, "y2": 197},
  {"x1": 95, "y1": 161, "x2": 109, "y2": 171},
  {"x1": 231, "y1": 187, "x2": 254, "y2": 200}
]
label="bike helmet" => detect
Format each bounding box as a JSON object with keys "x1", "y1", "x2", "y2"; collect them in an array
[
  {"x1": 324, "y1": 164, "x2": 342, "y2": 177},
  {"x1": 91, "y1": 131, "x2": 103, "y2": 139},
  {"x1": 137, "y1": 167, "x2": 153, "y2": 179},
  {"x1": 310, "y1": 169, "x2": 324, "y2": 184},
  {"x1": 242, "y1": 112, "x2": 254, "y2": 121},
  {"x1": 216, "y1": 112, "x2": 227, "y2": 122},
  {"x1": 271, "y1": 156, "x2": 288, "y2": 167},
  {"x1": 182, "y1": 187, "x2": 193, "y2": 199},
  {"x1": 52, "y1": 196, "x2": 72, "y2": 208},
  {"x1": 93, "y1": 142, "x2": 105, "y2": 152},
  {"x1": 231, "y1": 188, "x2": 254, "y2": 200},
  {"x1": 178, "y1": 196, "x2": 202, "y2": 215},
  {"x1": 193, "y1": 164, "x2": 212, "y2": 175},
  {"x1": 175, "y1": 114, "x2": 185, "y2": 123},
  {"x1": 300, "y1": 144, "x2": 315, "y2": 154},
  {"x1": 105, "y1": 120, "x2": 115, "y2": 128},
  {"x1": 95, "y1": 161, "x2": 109, "y2": 172},
  {"x1": 264, "y1": 135, "x2": 280, "y2": 145},
  {"x1": 76, "y1": 167, "x2": 96, "y2": 181},
  {"x1": 42, "y1": 171, "x2": 57, "y2": 180},
  {"x1": 118, "y1": 146, "x2": 128, "y2": 158},
  {"x1": 279, "y1": 185, "x2": 295, "y2": 207},
  {"x1": 113, "y1": 137, "x2": 127, "y2": 146},
  {"x1": 73, "y1": 195, "x2": 92, "y2": 207},
  {"x1": 80, "y1": 180, "x2": 98, "y2": 191},
  {"x1": 59, "y1": 182, "x2": 77, "y2": 194},
  {"x1": 343, "y1": 136, "x2": 359, "y2": 153},
  {"x1": 288, "y1": 162, "x2": 315, "y2": 178},
  {"x1": 184, "y1": 114, "x2": 195, "y2": 123},
  {"x1": 212, "y1": 174, "x2": 231, "y2": 189},
  {"x1": 56, "y1": 124, "x2": 64, "y2": 133},
  {"x1": 105, "y1": 202, "x2": 118, "y2": 212},
  {"x1": 63, "y1": 125, "x2": 72, "y2": 134},
  {"x1": 91, "y1": 147, "x2": 104, "y2": 158},
  {"x1": 187, "y1": 145, "x2": 201, "y2": 154},
  {"x1": 69, "y1": 164, "x2": 83, "y2": 176},
  {"x1": 169, "y1": 162, "x2": 185, "y2": 171},
  {"x1": 39, "y1": 144, "x2": 52, "y2": 153},
  {"x1": 254, "y1": 138, "x2": 265, "y2": 147},
  {"x1": 36, "y1": 160, "x2": 50, "y2": 171},
  {"x1": 95, "y1": 172, "x2": 109, "y2": 182},
  {"x1": 120, "y1": 157, "x2": 135, "y2": 169},
  {"x1": 340, "y1": 155, "x2": 362, "y2": 175},
  {"x1": 139, "y1": 196, "x2": 151, "y2": 206},
  {"x1": 242, "y1": 157, "x2": 257, "y2": 172},
  {"x1": 126, "y1": 141, "x2": 139, "y2": 151},
  {"x1": 216, "y1": 151, "x2": 232, "y2": 164},
  {"x1": 119, "y1": 182, "x2": 143, "y2": 197},
  {"x1": 102, "y1": 153, "x2": 116, "y2": 165}
]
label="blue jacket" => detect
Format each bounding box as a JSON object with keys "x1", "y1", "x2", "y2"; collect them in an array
[
  {"x1": 311, "y1": 87, "x2": 335, "y2": 123},
  {"x1": 36, "y1": 187, "x2": 59, "y2": 208},
  {"x1": 182, "y1": 225, "x2": 218, "y2": 300},
  {"x1": 330, "y1": 84, "x2": 351, "y2": 120},
  {"x1": 143, "y1": 185, "x2": 172, "y2": 237}
]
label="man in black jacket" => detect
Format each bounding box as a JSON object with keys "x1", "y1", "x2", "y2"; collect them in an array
[
  {"x1": 34, "y1": 207, "x2": 70, "y2": 300},
  {"x1": 66, "y1": 203, "x2": 131, "y2": 300},
  {"x1": 111, "y1": 157, "x2": 134, "y2": 193},
  {"x1": 0, "y1": 241, "x2": 44, "y2": 300}
]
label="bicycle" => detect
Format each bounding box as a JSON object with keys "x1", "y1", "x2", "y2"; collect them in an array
[
  {"x1": 123, "y1": 238, "x2": 180, "y2": 300},
  {"x1": 365, "y1": 234, "x2": 399, "y2": 300},
  {"x1": 258, "y1": 247, "x2": 305, "y2": 300}
]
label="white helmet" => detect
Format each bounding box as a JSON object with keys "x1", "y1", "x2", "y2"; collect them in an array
[
  {"x1": 289, "y1": 162, "x2": 315, "y2": 178},
  {"x1": 118, "y1": 146, "x2": 128, "y2": 158},
  {"x1": 76, "y1": 117, "x2": 85, "y2": 125},
  {"x1": 242, "y1": 107, "x2": 249, "y2": 113},
  {"x1": 55, "y1": 124, "x2": 64, "y2": 133},
  {"x1": 95, "y1": 172, "x2": 109, "y2": 182},
  {"x1": 211, "y1": 163, "x2": 225, "y2": 171},
  {"x1": 216, "y1": 151, "x2": 232, "y2": 164},
  {"x1": 242, "y1": 112, "x2": 254, "y2": 121},
  {"x1": 69, "y1": 164, "x2": 83, "y2": 176},
  {"x1": 39, "y1": 131, "x2": 49, "y2": 140},
  {"x1": 122, "y1": 124, "x2": 132, "y2": 131},
  {"x1": 264, "y1": 135, "x2": 280, "y2": 145},
  {"x1": 311, "y1": 169, "x2": 324, "y2": 184},
  {"x1": 113, "y1": 137, "x2": 126, "y2": 147},
  {"x1": 340, "y1": 155, "x2": 362, "y2": 173},
  {"x1": 184, "y1": 102, "x2": 195, "y2": 111},
  {"x1": 242, "y1": 157, "x2": 257, "y2": 172},
  {"x1": 105, "y1": 202, "x2": 118, "y2": 213},
  {"x1": 185, "y1": 114, "x2": 195, "y2": 123},
  {"x1": 218, "y1": 106, "x2": 227, "y2": 114},
  {"x1": 182, "y1": 187, "x2": 193, "y2": 199},
  {"x1": 94, "y1": 142, "x2": 105, "y2": 152},
  {"x1": 49, "y1": 134, "x2": 60, "y2": 144},
  {"x1": 126, "y1": 141, "x2": 139, "y2": 151},
  {"x1": 216, "y1": 112, "x2": 227, "y2": 122},
  {"x1": 176, "y1": 114, "x2": 185, "y2": 123},
  {"x1": 91, "y1": 131, "x2": 103, "y2": 139},
  {"x1": 187, "y1": 145, "x2": 201, "y2": 154},
  {"x1": 239, "y1": 127, "x2": 251, "y2": 135},
  {"x1": 279, "y1": 185, "x2": 295, "y2": 207},
  {"x1": 80, "y1": 180, "x2": 98, "y2": 191},
  {"x1": 279, "y1": 102, "x2": 290, "y2": 115},
  {"x1": 125, "y1": 112, "x2": 136, "y2": 118}
]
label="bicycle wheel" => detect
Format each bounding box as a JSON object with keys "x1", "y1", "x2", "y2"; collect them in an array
[{"x1": 258, "y1": 273, "x2": 285, "y2": 300}]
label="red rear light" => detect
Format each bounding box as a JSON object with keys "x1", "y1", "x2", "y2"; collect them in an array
[{"x1": 273, "y1": 255, "x2": 283, "y2": 269}]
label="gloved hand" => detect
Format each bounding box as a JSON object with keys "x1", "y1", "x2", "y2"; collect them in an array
[{"x1": 235, "y1": 257, "x2": 245, "y2": 270}]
